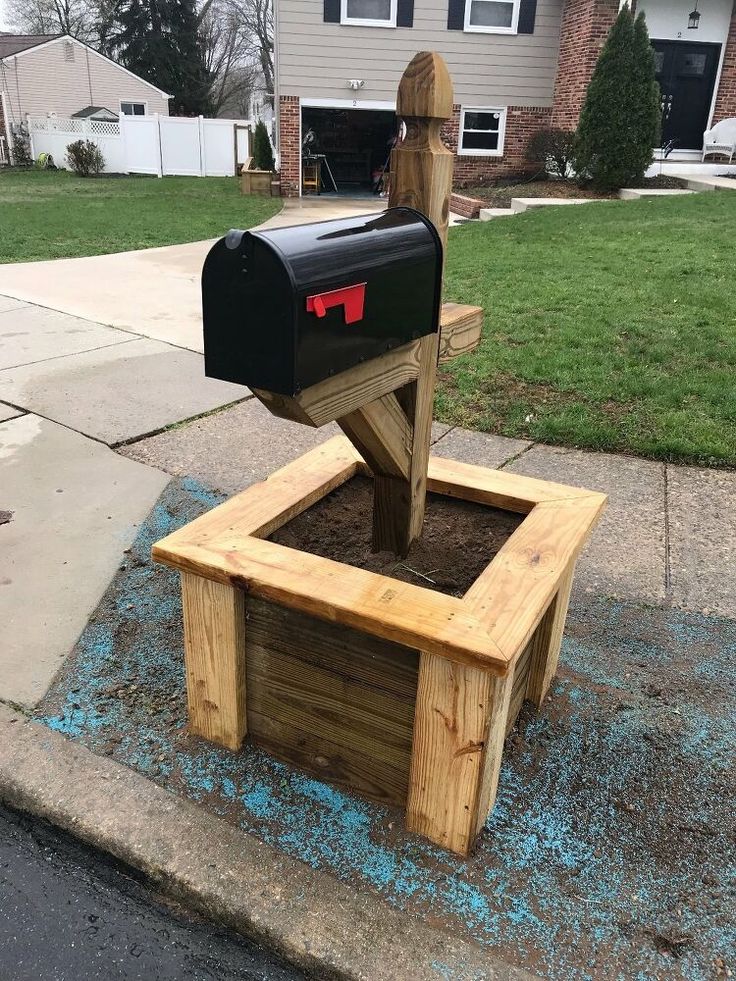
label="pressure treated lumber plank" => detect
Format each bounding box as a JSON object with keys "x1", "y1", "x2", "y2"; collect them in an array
[
  {"x1": 471, "y1": 670, "x2": 514, "y2": 840},
  {"x1": 425, "y1": 454, "x2": 602, "y2": 513},
  {"x1": 437, "y1": 303, "x2": 483, "y2": 364},
  {"x1": 468, "y1": 497, "x2": 606, "y2": 663},
  {"x1": 247, "y1": 648, "x2": 414, "y2": 768},
  {"x1": 181, "y1": 572, "x2": 247, "y2": 751},
  {"x1": 245, "y1": 597, "x2": 418, "y2": 805},
  {"x1": 248, "y1": 709, "x2": 412, "y2": 805},
  {"x1": 154, "y1": 436, "x2": 361, "y2": 555},
  {"x1": 507, "y1": 635, "x2": 534, "y2": 734},
  {"x1": 406, "y1": 653, "x2": 511, "y2": 856},
  {"x1": 372, "y1": 332, "x2": 439, "y2": 554},
  {"x1": 526, "y1": 563, "x2": 575, "y2": 707},
  {"x1": 367, "y1": 49, "x2": 453, "y2": 555},
  {"x1": 246, "y1": 597, "x2": 419, "y2": 702},
  {"x1": 253, "y1": 339, "x2": 422, "y2": 428},
  {"x1": 454, "y1": 502, "x2": 600, "y2": 845},
  {"x1": 247, "y1": 646, "x2": 414, "y2": 766},
  {"x1": 339, "y1": 391, "x2": 413, "y2": 481},
  {"x1": 158, "y1": 535, "x2": 509, "y2": 672}
]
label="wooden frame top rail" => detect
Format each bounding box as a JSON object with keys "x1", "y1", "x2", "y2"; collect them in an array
[{"x1": 153, "y1": 436, "x2": 606, "y2": 673}]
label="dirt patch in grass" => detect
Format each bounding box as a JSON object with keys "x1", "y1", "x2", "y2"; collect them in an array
[
  {"x1": 269, "y1": 475, "x2": 522, "y2": 596},
  {"x1": 460, "y1": 175, "x2": 688, "y2": 209},
  {"x1": 437, "y1": 370, "x2": 633, "y2": 431}
]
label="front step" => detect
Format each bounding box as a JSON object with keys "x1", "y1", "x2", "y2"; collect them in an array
[
  {"x1": 685, "y1": 175, "x2": 736, "y2": 191},
  {"x1": 619, "y1": 188, "x2": 696, "y2": 200},
  {"x1": 479, "y1": 207, "x2": 515, "y2": 221},
  {"x1": 510, "y1": 197, "x2": 599, "y2": 213}
]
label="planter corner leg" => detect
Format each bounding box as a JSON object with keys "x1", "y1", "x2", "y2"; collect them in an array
[
  {"x1": 526, "y1": 563, "x2": 576, "y2": 708},
  {"x1": 406, "y1": 653, "x2": 512, "y2": 856},
  {"x1": 181, "y1": 572, "x2": 247, "y2": 752}
]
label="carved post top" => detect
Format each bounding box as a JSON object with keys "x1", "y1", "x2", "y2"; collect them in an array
[{"x1": 396, "y1": 52, "x2": 453, "y2": 121}]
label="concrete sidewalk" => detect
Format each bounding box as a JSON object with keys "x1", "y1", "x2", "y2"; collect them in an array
[{"x1": 0, "y1": 298, "x2": 248, "y2": 710}]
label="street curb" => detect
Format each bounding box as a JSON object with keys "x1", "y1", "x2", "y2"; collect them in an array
[{"x1": 0, "y1": 706, "x2": 532, "y2": 981}]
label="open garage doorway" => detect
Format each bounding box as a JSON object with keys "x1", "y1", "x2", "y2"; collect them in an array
[{"x1": 300, "y1": 105, "x2": 397, "y2": 197}]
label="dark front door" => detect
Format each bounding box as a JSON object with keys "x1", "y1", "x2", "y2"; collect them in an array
[{"x1": 653, "y1": 40, "x2": 721, "y2": 150}]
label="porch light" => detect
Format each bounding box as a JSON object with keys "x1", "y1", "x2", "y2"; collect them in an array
[{"x1": 688, "y1": 2, "x2": 701, "y2": 29}]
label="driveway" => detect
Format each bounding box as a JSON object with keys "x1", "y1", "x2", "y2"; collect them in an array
[{"x1": 0, "y1": 198, "x2": 388, "y2": 353}]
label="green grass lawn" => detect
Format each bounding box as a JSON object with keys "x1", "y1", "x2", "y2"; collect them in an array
[
  {"x1": 2, "y1": 170, "x2": 734, "y2": 466},
  {"x1": 0, "y1": 169, "x2": 280, "y2": 263},
  {"x1": 441, "y1": 192, "x2": 736, "y2": 467}
]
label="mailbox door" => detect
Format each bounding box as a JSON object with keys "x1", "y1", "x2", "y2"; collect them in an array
[{"x1": 203, "y1": 233, "x2": 297, "y2": 394}]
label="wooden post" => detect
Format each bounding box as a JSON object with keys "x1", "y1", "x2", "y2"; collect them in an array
[
  {"x1": 337, "y1": 51, "x2": 454, "y2": 556},
  {"x1": 181, "y1": 572, "x2": 247, "y2": 750},
  {"x1": 406, "y1": 655, "x2": 512, "y2": 855},
  {"x1": 526, "y1": 563, "x2": 575, "y2": 706}
]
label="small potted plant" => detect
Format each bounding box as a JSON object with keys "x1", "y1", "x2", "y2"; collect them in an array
[{"x1": 241, "y1": 119, "x2": 276, "y2": 196}]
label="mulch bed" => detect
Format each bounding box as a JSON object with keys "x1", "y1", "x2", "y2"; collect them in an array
[{"x1": 459, "y1": 175, "x2": 688, "y2": 209}]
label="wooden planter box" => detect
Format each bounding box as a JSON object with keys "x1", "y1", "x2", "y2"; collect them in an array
[
  {"x1": 153, "y1": 436, "x2": 605, "y2": 856},
  {"x1": 240, "y1": 169, "x2": 275, "y2": 196}
]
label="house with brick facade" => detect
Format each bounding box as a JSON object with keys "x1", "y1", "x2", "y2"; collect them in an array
[{"x1": 274, "y1": 0, "x2": 736, "y2": 195}]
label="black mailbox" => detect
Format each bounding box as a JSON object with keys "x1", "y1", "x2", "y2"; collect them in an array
[{"x1": 202, "y1": 207, "x2": 443, "y2": 396}]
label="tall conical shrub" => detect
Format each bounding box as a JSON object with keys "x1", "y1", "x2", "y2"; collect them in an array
[
  {"x1": 252, "y1": 119, "x2": 275, "y2": 172},
  {"x1": 574, "y1": 7, "x2": 661, "y2": 190}
]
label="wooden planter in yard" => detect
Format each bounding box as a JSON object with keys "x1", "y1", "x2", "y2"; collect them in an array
[
  {"x1": 240, "y1": 169, "x2": 275, "y2": 196},
  {"x1": 153, "y1": 436, "x2": 605, "y2": 855}
]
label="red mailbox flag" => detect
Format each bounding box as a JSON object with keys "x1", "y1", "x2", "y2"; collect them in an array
[{"x1": 306, "y1": 283, "x2": 366, "y2": 324}]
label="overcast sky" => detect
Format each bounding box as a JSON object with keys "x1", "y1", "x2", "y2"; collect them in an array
[{"x1": 0, "y1": 1, "x2": 17, "y2": 32}]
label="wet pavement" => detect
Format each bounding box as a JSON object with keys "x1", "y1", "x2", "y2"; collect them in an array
[{"x1": 0, "y1": 803, "x2": 303, "y2": 981}]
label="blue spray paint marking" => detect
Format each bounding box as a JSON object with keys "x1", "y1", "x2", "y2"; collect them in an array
[{"x1": 35, "y1": 478, "x2": 736, "y2": 980}]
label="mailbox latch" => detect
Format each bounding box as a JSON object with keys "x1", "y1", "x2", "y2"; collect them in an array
[{"x1": 306, "y1": 283, "x2": 366, "y2": 325}]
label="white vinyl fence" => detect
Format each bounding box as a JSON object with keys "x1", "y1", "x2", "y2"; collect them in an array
[{"x1": 28, "y1": 114, "x2": 252, "y2": 177}]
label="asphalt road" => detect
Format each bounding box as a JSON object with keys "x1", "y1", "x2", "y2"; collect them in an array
[{"x1": 0, "y1": 803, "x2": 305, "y2": 981}]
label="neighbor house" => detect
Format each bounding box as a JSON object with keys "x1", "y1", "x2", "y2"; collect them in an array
[
  {"x1": 0, "y1": 33, "x2": 170, "y2": 159},
  {"x1": 274, "y1": 0, "x2": 736, "y2": 194}
]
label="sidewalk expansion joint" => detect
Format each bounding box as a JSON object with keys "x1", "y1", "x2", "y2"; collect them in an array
[
  {"x1": 497, "y1": 440, "x2": 536, "y2": 470},
  {"x1": 111, "y1": 396, "x2": 255, "y2": 450},
  {"x1": 663, "y1": 462, "x2": 673, "y2": 603},
  {"x1": 431, "y1": 424, "x2": 456, "y2": 445},
  {"x1": 0, "y1": 407, "x2": 114, "y2": 448},
  {"x1": 0, "y1": 336, "x2": 141, "y2": 373}
]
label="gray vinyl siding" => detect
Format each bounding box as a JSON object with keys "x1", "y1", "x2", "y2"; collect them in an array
[
  {"x1": 0, "y1": 38, "x2": 169, "y2": 124},
  {"x1": 277, "y1": 0, "x2": 563, "y2": 106}
]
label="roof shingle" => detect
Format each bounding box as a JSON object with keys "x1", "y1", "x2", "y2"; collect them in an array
[{"x1": 0, "y1": 34, "x2": 60, "y2": 60}]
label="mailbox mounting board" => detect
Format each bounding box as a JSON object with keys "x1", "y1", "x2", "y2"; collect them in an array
[{"x1": 202, "y1": 207, "x2": 443, "y2": 396}]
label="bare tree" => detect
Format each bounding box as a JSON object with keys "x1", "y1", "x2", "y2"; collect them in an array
[
  {"x1": 199, "y1": 0, "x2": 254, "y2": 116},
  {"x1": 198, "y1": 0, "x2": 272, "y2": 105},
  {"x1": 240, "y1": 0, "x2": 273, "y2": 102},
  {"x1": 5, "y1": 0, "x2": 96, "y2": 41}
]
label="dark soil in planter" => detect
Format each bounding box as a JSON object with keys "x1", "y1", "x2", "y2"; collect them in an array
[{"x1": 269, "y1": 475, "x2": 523, "y2": 597}]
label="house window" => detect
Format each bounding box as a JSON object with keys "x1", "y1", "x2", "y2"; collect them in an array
[
  {"x1": 459, "y1": 107, "x2": 506, "y2": 156},
  {"x1": 340, "y1": 0, "x2": 397, "y2": 27},
  {"x1": 464, "y1": 0, "x2": 519, "y2": 33},
  {"x1": 120, "y1": 102, "x2": 146, "y2": 116}
]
